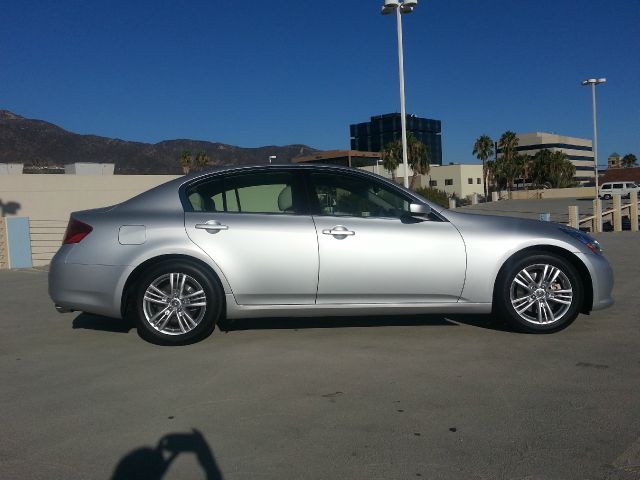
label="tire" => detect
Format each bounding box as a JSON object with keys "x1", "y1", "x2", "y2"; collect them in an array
[
  {"x1": 133, "y1": 260, "x2": 223, "y2": 345},
  {"x1": 604, "y1": 194, "x2": 612, "y2": 200},
  {"x1": 495, "y1": 252, "x2": 583, "y2": 333}
]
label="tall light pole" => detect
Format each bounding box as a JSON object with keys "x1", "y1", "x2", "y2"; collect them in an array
[
  {"x1": 581, "y1": 78, "x2": 606, "y2": 198},
  {"x1": 382, "y1": 0, "x2": 418, "y2": 189}
]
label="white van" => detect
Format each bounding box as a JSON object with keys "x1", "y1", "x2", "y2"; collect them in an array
[{"x1": 599, "y1": 181, "x2": 640, "y2": 200}]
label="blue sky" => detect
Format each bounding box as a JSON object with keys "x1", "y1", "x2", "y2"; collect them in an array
[{"x1": 1, "y1": 0, "x2": 638, "y2": 165}]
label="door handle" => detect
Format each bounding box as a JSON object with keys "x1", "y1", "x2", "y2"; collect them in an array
[
  {"x1": 195, "y1": 221, "x2": 229, "y2": 232},
  {"x1": 322, "y1": 226, "x2": 355, "y2": 237}
]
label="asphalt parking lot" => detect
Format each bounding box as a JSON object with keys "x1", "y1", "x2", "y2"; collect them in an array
[{"x1": 1, "y1": 233, "x2": 639, "y2": 480}]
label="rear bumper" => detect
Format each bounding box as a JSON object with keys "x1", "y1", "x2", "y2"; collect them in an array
[
  {"x1": 575, "y1": 252, "x2": 614, "y2": 312},
  {"x1": 49, "y1": 252, "x2": 130, "y2": 319}
]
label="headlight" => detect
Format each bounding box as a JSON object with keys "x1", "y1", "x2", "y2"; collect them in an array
[{"x1": 559, "y1": 226, "x2": 603, "y2": 254}]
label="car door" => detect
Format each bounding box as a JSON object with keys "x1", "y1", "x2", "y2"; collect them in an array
[
  {"x1": 307, "y1": 170, "x2": 467, "y2": 304},
  {"x1": 183, "y1": 169, "x2": 319, "y2": 305}
]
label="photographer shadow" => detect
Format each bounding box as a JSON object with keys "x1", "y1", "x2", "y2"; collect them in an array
[{"x1": 111, "y1": 429, "x2": 222, "y2": 480}]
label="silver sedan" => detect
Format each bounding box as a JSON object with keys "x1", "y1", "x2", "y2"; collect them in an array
[{"x1": 49, "y1": 164, "x2": 614, "y2": 344}]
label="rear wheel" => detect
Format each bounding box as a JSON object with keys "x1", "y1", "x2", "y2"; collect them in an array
[
  {"x1": 134, "y1": 261, "x2": 222, "y2": 345},
  {"x1": 495, "y1": 253, "x2": 583, "y2": 333}
]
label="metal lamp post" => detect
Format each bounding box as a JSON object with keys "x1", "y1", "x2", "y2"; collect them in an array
[
  {"x1": 581, "y1": 78, "x2": 606, "y2": 198},
  {"x1": 382, "y1": 0, "x2": 418, "y2": 189}
]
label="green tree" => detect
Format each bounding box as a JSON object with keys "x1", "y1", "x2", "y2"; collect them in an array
[
  {"x1": 527, "y1": 149, "x2": 576, "y2": 188},
  {"x1": 382, "y1": 134, "x2": 431, "y2": 189},
  {"x1": 180, "y1": 150, "x2": 193, "y2": 174},
  {"x1": 497, "y1": 131, "x2": 520, "y2": 191},
  {"x1": 381, "y1": 141, "x2": 401, "y2": 181},
  {"x1": 194, "y1": 151, "x2": 210, "y2": 171},
  {"x1": 622, "y1": 153, "x2": 638, "y2": 168},
  {"x1": 472, "y1": 135, "x2": 494, "y2": 199},
  {"x1": 407, "y1": 133, "x2": 431, "y2": 190}
]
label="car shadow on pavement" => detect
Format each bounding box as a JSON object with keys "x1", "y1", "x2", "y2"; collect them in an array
[
  {"x1": 111, "y1": 429, "x2": 222, "y2": 480},
  {"x1": 223, "y1": 313, "x2": 515, "y2": 333},
  {"x1": 72, "y1": 313, "x2": 134, "y2": 333}
]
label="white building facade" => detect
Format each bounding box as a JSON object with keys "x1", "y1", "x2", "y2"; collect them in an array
[{"x1": 514, "y1": 132, "x2": 594, "y2": 183}]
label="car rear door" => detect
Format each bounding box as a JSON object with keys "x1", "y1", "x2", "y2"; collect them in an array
[
  {"x1": 183, "y1": 169, "x2": 319, "y2": 305},
  {"x1": 307, "y1": 170, "x2": 467, "y2": 304}
]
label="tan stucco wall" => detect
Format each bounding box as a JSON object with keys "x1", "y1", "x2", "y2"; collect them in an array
[
  {"x1": 0, "y1": 175, "x2": 180, "y2": 221},
  {"x1": 510, "y1": 187, "x2": 596, "y2": 200}
]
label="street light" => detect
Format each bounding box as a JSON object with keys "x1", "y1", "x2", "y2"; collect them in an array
[
  {"x1": 268, "y1": 155, "x2": 277, "y2": 164},
  {"x1": 381, "y1": 0, "x2": 418, "y2": 189},
  {"x1": 581, "y1": 78, "x2": 606, "y2": 197}
]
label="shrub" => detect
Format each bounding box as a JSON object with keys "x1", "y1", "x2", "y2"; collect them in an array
[{"x1": 413, "y1": 187, "x2": 450, "y2": 208}]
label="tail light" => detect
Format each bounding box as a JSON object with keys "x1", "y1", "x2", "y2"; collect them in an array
[{"x1": 63, "y1": 218, "x2": 93, "y2": 244}]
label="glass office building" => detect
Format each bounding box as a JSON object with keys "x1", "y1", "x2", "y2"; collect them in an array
[{"x1": 349, "y1": 113, "x2": 442, "y2": 166}]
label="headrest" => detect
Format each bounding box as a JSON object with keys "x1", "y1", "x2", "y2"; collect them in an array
[{"x1": 277, "y1": 185, "x2": 293, "y2": 211}]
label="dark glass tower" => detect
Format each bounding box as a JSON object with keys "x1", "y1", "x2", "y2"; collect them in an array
[{"x1": 349, "y1": 113, "x2": 442, "y2": 165}]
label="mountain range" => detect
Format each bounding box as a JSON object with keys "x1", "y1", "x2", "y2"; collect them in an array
[{"x1": 0, "y1": 110, "x2": 318, "y2": 174}]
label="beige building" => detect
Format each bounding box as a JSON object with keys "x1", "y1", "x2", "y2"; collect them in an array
[
  {"x1": 514, "y1": 132, "x2": 594, "y2": 183},
  {"x1": 423, "y1": 164, "x2": 484, "y2": 198},
  {"x1": 607, "y1": 153, "x2": 623, "y2": 169}
]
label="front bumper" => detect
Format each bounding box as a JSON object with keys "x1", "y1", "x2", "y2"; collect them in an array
[{"x1": 575, "y1": 251, "x2": 614, "y2": 311}]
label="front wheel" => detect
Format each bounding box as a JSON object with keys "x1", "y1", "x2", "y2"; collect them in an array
[
  {"x1": 495, "y1": 253, "x2": 583, "y2": 333},
  {"x1": 134, "y1": 261, "x2": 223, "y2": 345}
]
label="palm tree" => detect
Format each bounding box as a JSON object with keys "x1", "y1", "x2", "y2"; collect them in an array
[
  {"x1": 497, "y1": 131, "x2": 520, "y2": 192},
  {"x1": 194, "y1": 151, "x2": 210, "y2": 171},
  {"x1": 180, "y1": 151, "x2": 193, "y2": 174},
  {"x1": 472, "y1": 135, "x2": 494, "y2": 199},
  {"x1": 407, "y1": 133, "x2": 431, "y2": 190},
  {"x1": 381, "y1": 141, "x2": 401, "y2": 181},
  {"x1": 622, "y1": 153, "x2": 638, "y2": 168}
]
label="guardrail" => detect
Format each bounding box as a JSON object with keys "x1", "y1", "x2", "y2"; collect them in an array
[{"x1": 569, "y1": 191, "x2": 639, "y2": 232}]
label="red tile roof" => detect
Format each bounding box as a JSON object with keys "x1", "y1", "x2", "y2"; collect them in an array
[{"x1": 600, "y1": 168, "x2": 640, "y2": 184}]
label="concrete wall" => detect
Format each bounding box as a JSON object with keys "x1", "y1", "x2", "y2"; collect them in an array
[
  {"x1": 510, "y1": 186, "x2": 596, "y2": 200},
  {"x1": 0, "y1": 163, "x2": 24, "y2": 175},
  {"x1": 64, "y1": 163, "x2": 115, "y2": 175},
  {"x1": 0, "y1": 175, "x2": 180, "y2": 220},
  {"x1": 0, "y1": 175, "x2": 180, "y2": 267}
]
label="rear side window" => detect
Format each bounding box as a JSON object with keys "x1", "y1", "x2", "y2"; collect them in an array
[
  {"x1": 186, "y1": 171, "x2": 302, "y2": 214},
  {"x1": 613, "y1": 183, "x2": 623, "y2": 189},
  {"x1": 602, "y1": 184, "x2": 611, "y2": 190}
]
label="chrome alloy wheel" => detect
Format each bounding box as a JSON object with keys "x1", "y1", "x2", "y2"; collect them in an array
[
  {"x1": 142, "y1": 273, "x2": 208, "y2": 335},
  {"x1": 510, "y1": 263, "x2": 573, "y2": 325}
]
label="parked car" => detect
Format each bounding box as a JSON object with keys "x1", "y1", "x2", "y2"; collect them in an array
[
  {"x1": 49, "y1": 164, "x2": 614, "y2": 344},
  {"x1": 599, "y1": 181, "x2": 640, "y2": 200}
]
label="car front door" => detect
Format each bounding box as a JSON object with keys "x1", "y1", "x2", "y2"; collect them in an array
[
  {"x1": 184, "y1": 170, "x2": 318, "y2": 305},
  {"x1": 307, "y1": 171, "x2": 467, "y2": 304}
]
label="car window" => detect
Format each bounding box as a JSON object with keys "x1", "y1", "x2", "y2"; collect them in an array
[
  {"x1": 613, "y1": 183, "x2": 623, "y2": 189},
  {"x1": 186, "y1": 171, "x2": 301, "y2": 214},
  {"x1": 309, "y1": 172, "x2": 410, "y2": 218},
  {"x1": 602, "y1": 184, "x2": 611, "y2": 190}
]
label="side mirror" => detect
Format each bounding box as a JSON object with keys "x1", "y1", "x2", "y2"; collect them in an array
[{"x1": 409, "y1": 203, "x2": 431, "y2": 217}]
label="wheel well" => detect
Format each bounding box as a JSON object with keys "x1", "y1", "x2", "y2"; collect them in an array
[
  {"x1": 120, "y1": 254, "x2": 226, "y2": 318},
  {"x1": 493, "y1": 245, "x2": 593, "y2": 314}
]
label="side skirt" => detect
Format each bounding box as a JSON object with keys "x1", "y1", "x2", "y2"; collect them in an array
[{"x1": 225, "y1": 294, "x2": 492, "y2": 319}]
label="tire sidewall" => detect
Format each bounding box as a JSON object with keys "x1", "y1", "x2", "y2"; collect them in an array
[
  {"x1": 497, "y1": 253, "x2": 583, "y2": 333},
  {"x1": 134, "y1": 261, "x2": 222, "y2": 345}
]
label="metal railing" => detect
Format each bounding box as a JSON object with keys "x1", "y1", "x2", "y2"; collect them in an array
[{"x1": 569, "y1": 191, "x2": 639, "y2": 232}]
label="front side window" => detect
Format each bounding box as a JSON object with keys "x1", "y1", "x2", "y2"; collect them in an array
[
  {"x1": 309, "y1": 172, "x2": 410, "y2": 219},
  {"x1": 186, "y1": 171, "x2": 301, "y2": 214}
]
